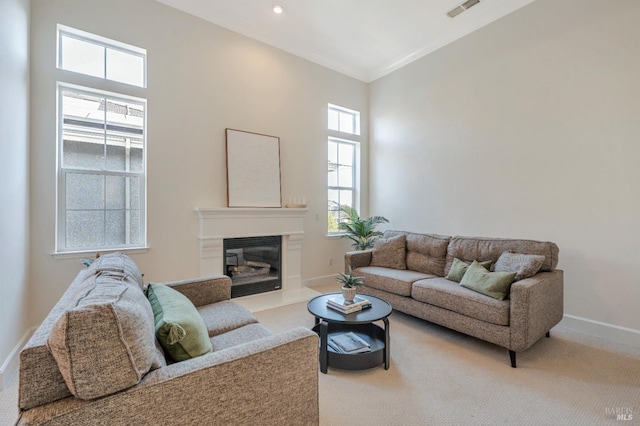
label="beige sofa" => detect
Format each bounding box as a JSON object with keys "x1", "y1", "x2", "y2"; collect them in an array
[
  {"x1": 18, "y1": 253, "x2": 319, "y2": 425},
  {"x1": 345, "y1": 231, "x2": 563, "y2": 367}
]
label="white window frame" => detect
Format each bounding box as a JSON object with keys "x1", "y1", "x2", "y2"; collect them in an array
[
  {"x1": 55, "y1": 84, "x2": 147, "y2": 254},
  {"x1": 57, "y1": 24, "x2": 147, "y2": 88},
  {"x1": 327, "y1": 103, "x2": 361, "y2": 236},
  {"x1": 328, "y1": 103, "x2": 361, "y2": 135}
]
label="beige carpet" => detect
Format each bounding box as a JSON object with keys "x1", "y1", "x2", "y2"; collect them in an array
[{"x1": 2, "y1": 286, "x2": 638, "y2": 425}]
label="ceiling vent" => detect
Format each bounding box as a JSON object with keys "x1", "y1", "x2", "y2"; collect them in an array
[{"x1": 447, "y1": 0, "x2": 481, "y2": 18}]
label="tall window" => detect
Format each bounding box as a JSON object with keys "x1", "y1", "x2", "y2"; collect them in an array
[
  {"x1": 56, "y1": 26, "x2": 147, "y2": 253},
  {"x1": 327, "y1": 104, "x2": 360, "y2": 234}
]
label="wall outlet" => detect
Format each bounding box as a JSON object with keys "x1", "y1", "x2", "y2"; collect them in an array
[{"x1": 328, "y1": 257, "x2": 333, "y2": 266}]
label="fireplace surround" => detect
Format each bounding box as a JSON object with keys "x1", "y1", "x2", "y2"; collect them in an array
[{"x1": 195, "y1": 208, "x2": 313, "y2": 308}]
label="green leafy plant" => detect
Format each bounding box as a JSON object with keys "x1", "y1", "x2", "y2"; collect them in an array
[
  {"x1": 335, "y1": 266, "x2": 364, "y2": 289},
  {"x1": 338, "y1": 205, "x2": 389, "y2": 250}
]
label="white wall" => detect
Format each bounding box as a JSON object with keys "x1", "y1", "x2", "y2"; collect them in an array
[
  {"x1": 29, "y1": 0, "x2": 364, "y2": 325},
  {"x1": 0, "y1": 0, "x2": 30, "y2": 385},
  {"x1": 369, "y1": 0, "x2": 640, "y2": 346}
]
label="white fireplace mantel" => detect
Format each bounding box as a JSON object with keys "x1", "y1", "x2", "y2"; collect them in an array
[{"x1": 194, "y1": 208, "x2": 316, "y2": 310}]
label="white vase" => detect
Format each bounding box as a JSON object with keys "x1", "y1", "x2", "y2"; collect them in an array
[{"x1": 342, "y1": 286, "x2": 357, "y2": 303}]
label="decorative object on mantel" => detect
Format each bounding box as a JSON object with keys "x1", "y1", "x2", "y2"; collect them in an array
[
  {"x1": 285, "y1": 196, "x2": 306, "y2": 208},
  {"x1": 338, "y1": 205, "x2": 389, "y2": 250},
  {"x1": 336, "y1": 266, "x2": 364, "y2": 303},
  {"x1": 226, "y1": 128, "x2": 282, "y2": 208}
]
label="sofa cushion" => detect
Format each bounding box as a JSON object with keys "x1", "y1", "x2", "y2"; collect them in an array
[
  {"x1": 384, "y1": 231, "x2": 450, "y2": 276},
  {"x1": 147, "y1": 283, "x2": 213, "y2": 362},
  {"x1": 370, "y1": 234, "x2": 407, "y2": 269},
  {"x1": 356, "y1": 266, "x2": 434, "y2": 297},
  {"x1": 445, "y1": 258, "x2": 492, "y2": 283},
  {"x1": 494, "y1": 252, "x2": 545, "y2": 281},
  {"x1": 460, "y1": 261, "x2": 516, "y2": 301},
  {"x1": 197, "y1": 300, "x2": 259, "y2": 337},
  {"x1": 411, "y1": 277, "x2": 511, "y2": 326},
  {"x1": 445, "y1": 236, "x2": 559, "y2": 276},
  {"x1": 48, "y1": 273, "x2": 160, "y2": 400},
  {"x1": 210, "y1": 323, "x2": 273, "y2": 351},
  {"x1": 86, "y1": 252, "x2": 144, "y2": 289}
]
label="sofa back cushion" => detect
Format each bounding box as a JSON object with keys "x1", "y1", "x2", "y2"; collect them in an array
[
  {"x1": 445, "y1": 236, "x2": 559, "y2": 277},
  {"x1": 370, "y1": 234, "x2": 407, "y2": 269},
  {"x1": 86, "y1": 252, "x2": 144, "y2": 289},
  {"x1": 48, "y1": 272, "x2": 162, "y2": 400},
  {"x1": 383, "y1": 231, "x2": 450, "y2": 276}
]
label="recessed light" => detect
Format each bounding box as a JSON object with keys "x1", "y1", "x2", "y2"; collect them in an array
[{"x1": 273, "y1": 4, "x2": 284, "y2": 14}]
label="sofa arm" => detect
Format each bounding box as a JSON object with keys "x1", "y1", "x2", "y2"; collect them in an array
[
  {"x1": 18, "y1": 327, "x2": 319, "y2": 426},
  {"x1": 509, "y1": 270, "x2": 564, "y2": 351},
  {"x1": 345, "y1": 249, "x2": 373, "y2": 272},
  {"x1": 163, "y1": 275, "x2": 231, "y2": 307}
]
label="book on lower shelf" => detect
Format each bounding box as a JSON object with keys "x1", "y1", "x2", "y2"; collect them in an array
[
  {"x1": 326, "y1": 296, "x2": 372, "y2": 314},
  {"x1": 329, "y1": 331, "x2": 371, "y2": 354}
]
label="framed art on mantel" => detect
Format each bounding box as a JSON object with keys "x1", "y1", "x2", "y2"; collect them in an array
[{"x1": 226, "y1": 128, "x2": 282, "y2": 207}]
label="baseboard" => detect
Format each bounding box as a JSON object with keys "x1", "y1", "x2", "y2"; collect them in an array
[
  {"x1": 560, "y1": 314, "x2": 640, "y2": 348},
  {"x1": 303, "y1": 274, "x2": 338, "y2": 289},
  {"x1": 1, "y1": 327, "x2": 35, "y2": 391}
]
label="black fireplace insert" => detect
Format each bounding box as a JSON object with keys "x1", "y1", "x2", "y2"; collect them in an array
[{"x1": 223, "y1": 235, "x2": 282, "y2": 298}]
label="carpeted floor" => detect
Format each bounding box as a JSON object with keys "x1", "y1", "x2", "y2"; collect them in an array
[
  {"x1": 2, "y1": 285, "x2": 638, "y2": 425},
  {"x1": 255, "y1": 289, "x2": 640, "y2": 426}
]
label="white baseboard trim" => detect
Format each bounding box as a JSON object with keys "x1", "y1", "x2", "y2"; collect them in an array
[
  {"x1": 303, "y1": 274, "x2": 339, "y2": 288},
  {"x1": 561, "y1": 314, "x2": 640, "y2": 348},
  {"x1": 1, "y1": 327, "x2": 35, "y2": 391}
]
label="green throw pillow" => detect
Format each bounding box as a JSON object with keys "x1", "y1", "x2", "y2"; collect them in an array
[
  {"x1": 146, "y1": 283, "x2": 213, "y2": 362},
  {"x1": 459, "y1": 261, "x2": 516, "y2": 300},
  {"x1": 446, "y1": 258, "x2": 492, "y2": 283}
]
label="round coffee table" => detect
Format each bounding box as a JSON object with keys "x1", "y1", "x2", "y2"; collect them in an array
[{"x1": 307, "y1": 293, "x2": 392, "y2": 373}]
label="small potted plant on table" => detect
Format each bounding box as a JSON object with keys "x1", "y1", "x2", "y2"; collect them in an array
[{"x1": 336, "y1": 266, "x2": 364, "y2": 303}]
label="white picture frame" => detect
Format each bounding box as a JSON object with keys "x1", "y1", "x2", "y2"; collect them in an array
[{"x1": 226, "y1": 128, "x2": 282, "y2": 208}]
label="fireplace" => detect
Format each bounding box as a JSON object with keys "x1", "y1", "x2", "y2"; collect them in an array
[
  {"x1": 224, "y1": 236, "x2": 282, "y2": 298},
  {"x1": 195, "y1": 207, "x2": 320, "y2": 311}
]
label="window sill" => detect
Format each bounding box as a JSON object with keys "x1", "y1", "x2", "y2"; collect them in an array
[{"x1": 52, "y1": 246, "x2": 150, "y2": 260}]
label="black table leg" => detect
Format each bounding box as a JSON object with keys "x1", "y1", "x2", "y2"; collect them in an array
[
  {"x1": 383, "y1": 317, "x2": 390, "y2": 370},
  {"x1": 319, "y1": 320, "x2": 329, "y2": 374}
]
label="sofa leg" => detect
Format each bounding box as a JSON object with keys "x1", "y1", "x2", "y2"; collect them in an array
[
  {"x1": 546, "y1": 331, "x2": 550, "y2": 338},
  {"x1": 509, "y1": 350, "x2": 516, "y2": 368}
]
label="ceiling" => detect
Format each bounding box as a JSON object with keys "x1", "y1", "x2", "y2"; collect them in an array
[{"x1": 155, "y1": 0, "x2": 535, "y2": 82}]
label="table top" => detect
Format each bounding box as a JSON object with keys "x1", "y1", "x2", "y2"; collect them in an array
[{"x1": 307, "y1": 293, "x2": 392, "y2": 324}]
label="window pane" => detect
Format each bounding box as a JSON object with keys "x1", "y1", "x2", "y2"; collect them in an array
[
  {"x1": 63, "y1": 139, "x2": 104, "y2": 169},
  {"x1": 62, "y1": 90, "x2": 106, "y2": 169},
  {"x1": 106, "y1": 176, "x2": 126, "y2": 209},
  {"x1": 339, "y1": 111, "x2": 354, "y2": 134},
  {"x1": 66, "y1": 173, "x2": 104, "y2": 210},
  {"x1": 106, "y1": 48, "x2": 144, "y2": 87},
  {"x1": 61, "y1": 36, "x2": 104, "y2": 78},
  {"x1": 328, "y1": 189, "x2": 339, "y2": 210},
  {"x1": 130, "y1": 147, "x2": 144, "y2": 173},
  {"x1": 328, "y1": 109, "x2": 339, "y2": 131},
  {"x1": 129, "y1": 176, "x2": 141, "y2": 210},
  {"x1": 338, "y1": 165, "x2": 353, "y2": 187},
  {"x1": 328, "y1": 211, "x2": 340, "y2": 233},
  {"x1": 338, "y1": 143, "x2": 354, "y2": 166},
  {"x1": 66, "y1": 210, "x2": 104, "y2": 248},
  {"x1": 104, "y1": 98, "x2": 145, "y2": 172},
  {"x1": 328, "y1": 164, "x2": 338, "y2": 186},
  {"x1": 106, "y1": 210, "x2": 126, "y2": 245},
  {"x1": 340, "y1": 190, "x2": 353, "y2": 208},
  {"x1": 128, "y1": 210, "x2": 141, "y2": 244},
  {"x1": 328, "y1": 141, "x2": 338, "y2": 164}
]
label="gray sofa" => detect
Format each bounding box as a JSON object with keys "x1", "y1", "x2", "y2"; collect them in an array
[
  {"x1": 18, "y1": 253, "x2": 319, "y2": 425},
  {"x1": 345, "y1": 231, "x2": 563, "y2": 367}
]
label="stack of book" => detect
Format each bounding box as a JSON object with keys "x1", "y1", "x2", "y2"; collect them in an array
[
  {"x1": 328, "y1": 332, "x2": 371, "y2": 354},
  {"x1": 326, "y1": 295, "x2": 372, "y2": 314}
]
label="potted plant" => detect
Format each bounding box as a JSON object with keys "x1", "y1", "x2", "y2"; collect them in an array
[
  {"x1": 338, "y1": 205, "x2": 389, "y2": 250},
  {"x1": 336, "y1": 266, "x2": 364, "y2": 303}
]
